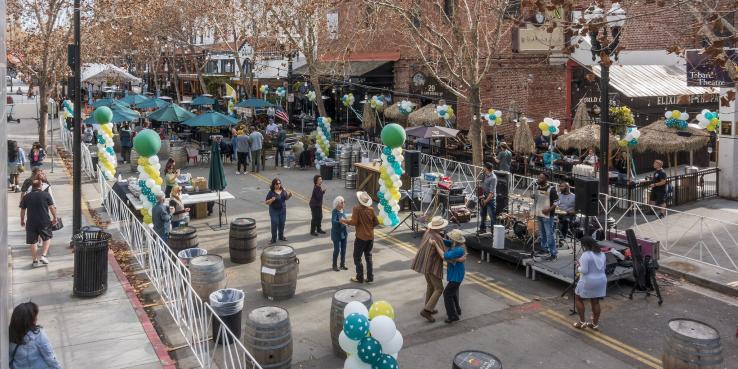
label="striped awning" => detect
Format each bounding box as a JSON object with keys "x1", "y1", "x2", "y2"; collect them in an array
[{"x1": 591, "y1": 64, "x2": 717, "y2": 98}]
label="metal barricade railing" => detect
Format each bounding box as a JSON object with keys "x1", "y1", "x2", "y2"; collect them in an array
[{"x1": 98, "y1": 173, "x2": 262, "y2": 369}]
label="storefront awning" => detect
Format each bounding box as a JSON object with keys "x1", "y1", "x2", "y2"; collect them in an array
[
  {"x1": 591, "y1": 64, "x2": 717, "y2": 98},
  {"x1": 293, "y1": 60, "x2": 391, "y2": 77}
]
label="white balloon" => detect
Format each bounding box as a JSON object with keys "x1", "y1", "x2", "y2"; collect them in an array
[
  {"x1": 380, "y1": 154, "x2": 387, "y2": 162},
  {"x1": 155, "y1": 163, "x2": 161, "y2": 171},
  {"x1": 701, "y1": 109, "x2": 710, "y2": 115},
  {"x1": 344, "y1": 301, "x2": 369, "y2": 318},
  {"x1": 664, "y1": 111, "x2": 672, "y2": 119},
  {"x1": 137, "y1": 165, "x2": 144, "y2": 173},
  {"x1": 383, "y1": 218, "x2": 392, "y2": 226},
  {"x1": 631, "y1": 130, "x2": 641, "y2": 139},
  {"x1": 369, "y1": 316, "x2": 397, "y2": 344},
  {"x1": 544, "y1": 117, "x2": 553, "y2": 124},
  {"x1": 344, "y1": 355, "x2": 371, "y2": 369},
  {"x1": 148, "y1": 156, "x2": 159, "y2": 164},
  {"x1": 553, "y1": 119, "x2": 561, "y2": 127},
  {"x1": 699, "y1": 120, "x2": 709, "y2": 129},
  {"x1": 680, "y1": 112, "x2": 689, "y2": 121},
  {"x1": 542, "y1": 130, "x2": 551, "y2": 137},
  {"x1": 339, "y1": 331, "x2": 359, "y2": 354},
  {"x1": 392, "y1": 148, "x2": 402, "y2": 155},
  {"x1": 140, "y1": 173, "x2": 150, "y2": 181},
  {"x1": 394, "y1": 180, "x2": 402, "y2": 188},
  {"x1": 382, "y1": 331, "x2": 404, "y2": 355},
  {"x1": 495, "y1": 110, "x2": 503, "y2": 118}
]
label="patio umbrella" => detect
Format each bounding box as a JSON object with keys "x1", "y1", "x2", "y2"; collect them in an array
[
  {"x1": 147, "y1": 103, "x2": 196, "y2": 123},
  {"x1": 405, "y1": 125, "x2": 459, "y2": 139},
  {"x1": 407, "y1": 104, "x2": 450, "y2": 127},
  {"x1": 556, "y1": 123, "x2": 618, "y2": 150},
  {"x1": 572, "y1": 99, "x2": 592, "y2": 130},
  {"x1": 135, "y1": 98, "x2": 171, "y2": 110},
  {"x1": 92, "y1": 98, "x2": 129, "y2": 108},
  {"x1": 119, "y1": 94, "x2": 149, "y2": 106},
  {"x1": 208, "y1": 142, "x2": 227, "y2": 228},
  {"x1": 383, "y1": 102, "x2": 409, "y2": 126},
  {"x1": 181, "y1": 111, "x2": 239, "y2": 127},
  {"x1": 235, "y1": 98, "x2": 275, "y2": 108},
  {"x1": 191, "y1": 95, "x2": 216, "y2": 106},
  {"x1": 84, "y1": 105, "x2": 140, "y2": 124}
]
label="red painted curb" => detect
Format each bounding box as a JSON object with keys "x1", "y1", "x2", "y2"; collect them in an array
[{"x1": 108, "y1": 251, "x2": 177, "y2": 369}]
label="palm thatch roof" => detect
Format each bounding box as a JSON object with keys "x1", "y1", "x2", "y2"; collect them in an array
[
  {"x1": 572, "y1": 100, "x2": 592, "y2": 130},
  {"x1": 636, "y1": 119, "x2": 710, "y2": 153},
  {"x1": 512, "y1": 118, "x2": 536, "y2": 155},
  {"x1": 362, "y1": 100, "x2": 378, "y2": 131},
  {"x1": 383, "y1": 102, "x2": 409, "y2": 126},
  {"x1": 408, "y1": 104, "x2": 454, "y2": 127},
  {"x1": 556, "y1": 124, "x2": 618, "y2": 150}
]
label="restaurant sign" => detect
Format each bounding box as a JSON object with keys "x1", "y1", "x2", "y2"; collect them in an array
[
  {"x1": 686, "y1": 49, "x2": 738, "y2": 87},
  {"x1": 512, "y1": 25, "x2": 565, "y2": 53},
  {"x1": 410, "y1": 72, "x2": 450, "y2": 99}
]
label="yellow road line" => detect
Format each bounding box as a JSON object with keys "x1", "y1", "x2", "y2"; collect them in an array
[
  {"x1": 248, "y1": 172, "x2": 662, "y2": 368},
  {"x1": 726, "y1": 280, "x2": 738, "y2": 287}
]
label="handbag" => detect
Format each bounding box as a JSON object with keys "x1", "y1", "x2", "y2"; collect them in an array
[
  {"x1": 16, "y1": 164, "x2": 25, "y2": 173},
  {"x1": 52, "y1": 217, "x2": 64, "y2": 231}
]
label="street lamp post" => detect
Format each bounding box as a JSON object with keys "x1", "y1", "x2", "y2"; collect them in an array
[
  {"x1": 585, "y1": 3, "x2": 626, "y2": 195},
  {"x1": 72, "y1": 0, "x2": 82, "y2": 234}
]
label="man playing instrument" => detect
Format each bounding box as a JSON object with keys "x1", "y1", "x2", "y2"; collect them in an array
[
  {"x1": 477, "y1": 162, "x2": 497, "y2": 234},
  {"x1": 556, "y1": 182, "x2": 577, "y2": 239},
  {"x1": 533, "y1": 173, "x2": 559, "y2": 260}
]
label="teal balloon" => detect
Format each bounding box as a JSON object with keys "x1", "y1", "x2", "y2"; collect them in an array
[
  {"x1": 381, "y1": 123, "x2": 406, "y2": 148},
  {"x1": 133, "y1": 129, "x2": 161, "y2": 157},
  {"x1": 93, "y1": 106, "x2": 113, "y2": 124},
  {"x1": 372, "y1": 354, "x2": 398, "y2": 369},
  {"x1": 343, "y1": 313, "x2": 370, "y2": 341},
  {"x1": 357, "y1": 336, "x2": 382, "y2": 365}
]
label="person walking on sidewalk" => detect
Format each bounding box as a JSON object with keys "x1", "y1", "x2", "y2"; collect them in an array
[
  {"x1": 341, "y1": 191, "x2": 378, "y2": 284},
  {"x1": 8, "y1": 140, "x2": 26, "y2": 192},
  {"x1": 8, "y1": 302, "x2": 61, "y2": 369},
  {"x1": 152, "y1": 193, "x2": 172, "y2": 242},
  {"x1": 275, "y1": 125, "x2": 287, "y2": 168},
  {"x1": 411, "y1": 216, "x2": 448, "y2": 323},
  {"x1": 265, "y1": 178, "x2": 292, "y2": 244},
  {"x1": 19, "y1": 180, "x2": 57, "y2": 268},
  {"x1": 309, "y1": 175, "x2": 326, "y2": 236},
  {"x1": 331, "y1": 196, "x2": 348, "y2": 272},
  {"x1": 440, "y1": 230, "x2": 467, "y2": 324},
  {"x1": 119, "y1": 123, "x2": 133, "y2": 164},
  {"x1": 232, "y1": 128, "x2": 251, "y2": 174},
  {"x1": 28, "y1": 142, "x2": 46, "y2": 169},
  {"x1": 249, "y1": 128, "x2": 264, "y2": 173}
]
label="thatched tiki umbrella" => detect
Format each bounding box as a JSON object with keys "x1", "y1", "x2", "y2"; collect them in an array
[
  {"x1": 512, "y1": 118, "x2": 536, "y2": 174},
  {"x1": 636, "y1": 119, "x2": 710, "y2": 175},
  {"x1": 572, "y1": 100, "x2": 592, "y2": 130},
  {"x1": 408, "y1": 104, "x2": 447, "y2": 127},
  {"x1": 556, "y1": 124, "x2": 618, "y2": 151},
  {"x1": 383, "y1": 102, "x2": 409, "y2": 126}
]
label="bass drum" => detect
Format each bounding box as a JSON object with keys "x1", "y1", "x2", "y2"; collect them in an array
[{"x1": 512, "y1": 221, "x2": 528, "y2": 240}]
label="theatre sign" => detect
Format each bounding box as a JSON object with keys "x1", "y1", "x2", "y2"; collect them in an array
[{"x1": 686, "y1": 49, "x2": 738, "y2": 87}]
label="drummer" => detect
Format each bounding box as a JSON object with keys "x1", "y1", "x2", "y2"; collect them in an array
[{"x1": 556, "y1": 182, "x2": 577, "y2": 238}]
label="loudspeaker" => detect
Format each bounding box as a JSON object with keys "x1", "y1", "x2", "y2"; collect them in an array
[
  {"x1": 574, "y1": 177, "x2": 599, "y2": 216},
  {"x1": 405, "y1": 150, "x2": 420, "y2": 177}
]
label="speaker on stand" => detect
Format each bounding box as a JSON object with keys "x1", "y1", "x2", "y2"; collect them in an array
[
  {"x1": 573, "y1": 177, "x2": 599, "y2": 217},
  {"x1": 391, "y1": 150, "x2": 421, "y2": 235},
  {"x1": 405, "y1": 150, "x2": 420, "y2": 178}
]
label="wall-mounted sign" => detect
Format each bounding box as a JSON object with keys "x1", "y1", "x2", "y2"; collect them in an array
[
  {"x1": 410, "y1": 72, "x2": 450, "y2": 100},
  {"x1": 686, "y1": 49, "x2": 737, "y2": 87},
  {"x1": 512, "y1": 25, "x2": 565, "y2": 53}
]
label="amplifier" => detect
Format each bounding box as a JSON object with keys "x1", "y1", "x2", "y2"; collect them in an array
[{"x1": 449, "y1": 187, "x2": 464, "y2": 196}]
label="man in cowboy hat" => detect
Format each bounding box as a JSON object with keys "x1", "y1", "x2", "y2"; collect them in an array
[
  {"x1": 411, "y1": 216, "x2": 448, "y2": 322},
  {"x1": 341, "y1": 191, "x2": 379, "y2": 283}
]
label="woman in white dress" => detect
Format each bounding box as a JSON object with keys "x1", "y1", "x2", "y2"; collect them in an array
[{"x1": 574, "y1": 236, "x2": 607, "y2": 330}]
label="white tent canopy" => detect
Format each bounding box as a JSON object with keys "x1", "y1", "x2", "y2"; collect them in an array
[{"x1": 81, "y1": 63, "x2": 141, "y2": 83}]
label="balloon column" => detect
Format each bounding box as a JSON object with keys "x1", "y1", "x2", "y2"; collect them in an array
[
  {"x1": 697, "y1": 109, "x2": 720, "y2": 132},
  {"x1": 260, "y1": 84, "x2": 270, "y2": 96},
  {"x1": 342, "y1": 93, "x2": 355, "y2": 107},
  {"x1": 93, "y1": 107, "x2": 117, "y2": 180},
  {"x1": 664, "y1": 110, "x2": 689, "y2": 130},
  {"x1": 133, "y1": 130, "x2": 163, "y2": 224},
  {"x1": 484, "y1": 108, "x2": 503, "y2": 126},
  {"x1": 436, "y1": 104, "x2": 454, "y2": 120},
  {"x1": 275, "y1": 86, "x2": 286, "y2": 97},
  {"x1": 340, "y1": 300, "x2": 403, "y2": 369},
  {"x1": 377, "y1": 124, "x2": 405, "y2": 227},
  {"x1": 538, "y1": 117, "x2": 561, "y2": 137},
  {"x1": 62, "y1": 100, "x2": 74, "y2": 120},
  {"x1": 315, "y1": 117, "x2": 332, "y2": 164},
  {"x1": 398, "y1": 100, "x2": 415, "y2": 115},
  {"x1": 306, "y1": 90, "x2": 316, "y2": 102},
  {"x1": 618, "y1": 126, "x2": 641, "y2": 148}
]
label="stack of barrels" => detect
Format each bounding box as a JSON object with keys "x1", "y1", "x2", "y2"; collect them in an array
[
  {"x1": 260, "y1": 246, "x2": 298, "y2": 300},
  {"x1": 329, "y1": 288, "x2": 372, "y2": 358},
  {"x1": 338, "y1": 145, "x2": 351, "y2": 179},
  {"x1": 229, "y1": 218, "x2": 257, "y2": 264},
  {"x1": 244, "y1": 306, "x2": 292, "y2": 369}
]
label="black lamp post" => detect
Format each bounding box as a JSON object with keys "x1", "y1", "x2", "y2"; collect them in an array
[
  {"x1": 71, "y1": 0, "x2": 82, "y2": 234},
  {"x1": 585, "y1": 2, "x2": 625, "y2": 195}
]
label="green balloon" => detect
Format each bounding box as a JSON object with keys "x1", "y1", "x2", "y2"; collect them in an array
[
  {"x1": 93, "y1": 106, "x2": 113, "y2": 124},
  {"x1": 133, "y1": 129, "x2": 161, "y2": 157},
  {"x1": 381, "y1": 123, "x2": 406, "y2": 148}
]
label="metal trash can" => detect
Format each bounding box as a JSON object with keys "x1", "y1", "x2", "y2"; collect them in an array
[
  {"x1": 177, "y1": 247, "x2": 208, "y2": 266},
  {"x1": 72, "y1": 228, "x2": 112, "y2": 297},
  {"x1": 210, "y1": 288, "x2": 245, "y2": 345},
  {"x1": 320, "y1": 161, "x2": 335, "y2": 180}
]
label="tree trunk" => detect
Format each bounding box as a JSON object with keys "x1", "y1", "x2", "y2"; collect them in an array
[
  {"x1": 310, "y1": 71, "x2": 326, "y2": 117},
  {"x1": 171, "y1": 57, "x2": 181, "y2": 101},
  {"x1": 246, "y1": 59, "x2": 255, "y2": 99},
  {"x1": 38, "y1": 83, "x2": 49, "y2": 147},
  {"x1": 468, "y1": 85, "x2": 483, "y2": 166}
]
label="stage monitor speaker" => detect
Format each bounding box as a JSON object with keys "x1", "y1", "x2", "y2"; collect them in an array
[
  {"x1": 574, "y1": 177, "x2": 599, "y2": 216},
  {"x1": 405, "y1": 150, "x2": 420, "y2": 177}
]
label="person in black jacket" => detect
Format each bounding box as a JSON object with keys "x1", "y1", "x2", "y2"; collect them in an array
[{"x1": 309, "y1": 174, "x2": 326, "y2": 235}]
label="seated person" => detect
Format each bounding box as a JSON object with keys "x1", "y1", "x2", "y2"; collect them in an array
[{"x1": 556, "y1": 182, "x2": 577, "y2": 237}]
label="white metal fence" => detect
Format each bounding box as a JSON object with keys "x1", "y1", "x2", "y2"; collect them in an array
[{"x1": 98, "y1": 173, "x2": 262, "y2": 369}]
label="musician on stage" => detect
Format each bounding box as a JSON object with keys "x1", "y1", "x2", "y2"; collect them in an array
[
  {"x1": 533, "y1": 173, "x2": 559, "y2": 260},
  {"x1": 477, "y1": 162, "x2": 497, "y2": 234},
  {"x1": 556, "y1": 182, "x2": 577, "y2": 238}
]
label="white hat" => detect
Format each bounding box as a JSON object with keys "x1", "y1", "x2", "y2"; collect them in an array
[
  {"x1": 427, "y1": 216, "x2": 449, "y2": 230},
  {"x1": 356, "y1": 191, "x2": 373, "y2": 207},
  {"x1": 448, "y1": 229, "x2": 466, "y2": 244}
]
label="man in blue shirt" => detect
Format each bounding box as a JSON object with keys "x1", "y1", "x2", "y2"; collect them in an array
[
  {"x1": 275, "y1": 125, "x2": 287, "y2": 168},
  {"x1": 152, "y1": 193, "x2": 172, "y2": 241},
  {"x1": 438, "y1": 229, "x2": 466, "y2": 324},
  {"x1": 249, "y1": 129, "x2": 264, "y2": 172}
]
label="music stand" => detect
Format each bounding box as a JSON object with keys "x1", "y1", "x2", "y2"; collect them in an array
[
  {"x1": 626, "y1": 229, "x2": 663, "y2": 305},
  {"x1": 390, "y1": 176, "x2": 419, "y2": 236}
]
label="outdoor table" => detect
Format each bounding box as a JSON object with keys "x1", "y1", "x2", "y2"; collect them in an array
[
  {"x1": 126, "y1": 191, "x2": 235, "y2": 221},
  {"x1": 354, "y1": 162, "x2": 381, "y2": 202}
]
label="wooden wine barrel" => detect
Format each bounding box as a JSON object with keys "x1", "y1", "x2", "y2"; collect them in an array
[
  {"x1": 260, "y1": 246, "x2": 298, "y2": 300},
  {"x1": 130, "y1": 150, "x2": 140, "y2": 172},
  {"x1": 158, "y1": 139, "x2": 170, "y2": 160},
  {"x1": 662, "y1": 319, "x2": 723, "y2": 369},
  {"x1": 330, "y1": 288, "x2": 372, "y2": 358},
  {"x1": 170, "y1": 146, "x2": 188, "y2": 168},
  {"x1": 168, "y1": 226, "x2": 199, "y2": 253},
  {"x1": 229, "y1": 218, "x2": 257, "y2": 264},
  {"x1": 244, "y1": 306, "x2": 292, "y2": 369},
  {"x1": 190, "y1": 255, "x2": 226, "y2": 301}
]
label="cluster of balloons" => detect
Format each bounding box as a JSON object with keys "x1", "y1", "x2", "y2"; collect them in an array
[
  {"x1": 398, "y1": 100, "x2": 414, "y2": 115},
  {"x1": 93, "y1": 107, "x2": 117, "y2": 180},
  {"x1": 436, "y1": 104, "x2": 454, "y2": 120},
  {"x1": 370, "y1": 95, "x2": 384, "y2": 110},
  {"x1": 133, "y1": 129, "x2": 164, "y2": 224},
  {"x1": 538, "y1": 117, "x2": 561, "y2": 136},
  {"x1": 275, "y1": 86, "x2": 286, "y2": 97},
  {"x1": 340, "y1": 300, "x2": 402, "y2": 369},
  {"x1": 259, "y1": 85, "x2": 269, "y2": 95},
  {"x1": 62, "y1": 100, "x2": 74, "y2": 120},
  {"x1": 377, "y1": 124, "x2": 406, "y2": 227},
  {"x1": 342, "y1": 93, "x2": 355, "y2": 107},
  {"x1": 697, "y1": 109, "x2": 720, "y2": 132},
  {"x1": 484, "y1": 108, "x2": 503, "y2": 126},
  {"x1": 306, "y1": 90, "x2": 316, "y2": 102},
  {"x1": 315, "y1": 117, "x2": 332, "y2": 165},
  {"x1": 618, "y1": 126, "x2": 641, "y2": 148},
  {"x1": 664, "y1": 110, "x2": 689, "y2": 130}
]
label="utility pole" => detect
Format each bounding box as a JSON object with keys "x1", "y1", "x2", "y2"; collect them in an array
[
  {"x1": 72, "y1": 0, "x2": 82, "y2": 233},
  {"x1": 598, "y1": 65, "x2": 610, "y2": 195},
  {"x1": 286, "y1": 53, "x2": 293, "y2": 124},
  {"x1": 1, "y1": 0, "x2": 10, "y2": 365}
]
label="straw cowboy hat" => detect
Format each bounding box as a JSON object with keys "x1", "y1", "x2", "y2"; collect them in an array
[
  {"x1": 448, "y1": 229, "x2": 466, "y2": 244},
  {"x1": 427, "y1": 216, "x2": 449, "y2": 230},
  {"x1": 356, "y1": 191, "x2": 373, "y2": 207}
]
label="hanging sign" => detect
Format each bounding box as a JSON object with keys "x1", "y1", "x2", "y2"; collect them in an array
[{"x1": 686, "y1": 49, "x2": 738, "y2": 87}]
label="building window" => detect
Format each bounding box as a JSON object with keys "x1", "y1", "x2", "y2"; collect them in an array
[
  {"x1": 327, "y1": 11, "x2": 339, "y2": 40},
  {"x1": 443, "y1": 0, "x2": 454, "y2": 18}
]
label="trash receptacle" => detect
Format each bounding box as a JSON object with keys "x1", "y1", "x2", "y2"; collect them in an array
[
  {"x1": 72, "y1": 228, "x2": 111, "y2": 297},
  {"x1": 210, "y1": 288, "x2": 245, "y2": 345},
  {"x1": 177, "y1": 247, "x2": 208, "y2": 266},
  {"x1": 320, "y1": 161, "x2": 335, "y2": 180}
]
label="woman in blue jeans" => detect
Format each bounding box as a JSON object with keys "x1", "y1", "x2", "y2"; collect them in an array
[
  {"x1": 9, "y1": 302, "x2": 61, "y2": 369},
  {"x1": 331, "y1": 196, "x2": 348, "y2": 271},
  {"x1": 265, "y1": 178, "x2": 292, "y2": 244}
]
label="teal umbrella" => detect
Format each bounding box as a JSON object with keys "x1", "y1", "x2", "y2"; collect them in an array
[
  {"x1": 208, "y1": 142, "x2": 227, "y2": 227},
  {"x1": 181, "y1": 111, "x2": 238, "y2": 127},
  {"x1": 134, "y1": 98, "x2": 170, "y2": 110},
  {"x1": 191, "y1": 95, "x2": 216, "y2": 106},
  {"x1": 84, "y1": 104, "x2": 140, "y2": 124},
  {"x1": 147, "y1": 103, "x2": 196, "y2": 123},
  {"x1": 119, "y1": 94, "x2": 149, "y2": 105},
  {"x1": 92, "y1": 98, "x2": 130, "y2": 108},
  {"x1": 235, "y1": 99, "x2": 275, "y2": 108}
]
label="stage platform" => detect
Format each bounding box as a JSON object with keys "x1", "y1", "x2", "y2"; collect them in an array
[
  {"x1": 465, "y1": 233, "x2": 535, "y2": 266},
  {"x1": 522, "y1": 250, "x2": 633, "y2": 284}
]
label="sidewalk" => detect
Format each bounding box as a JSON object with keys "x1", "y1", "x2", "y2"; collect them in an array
[{"x1": 7, "y1": 164, "x2": 168, "y2": 369}]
